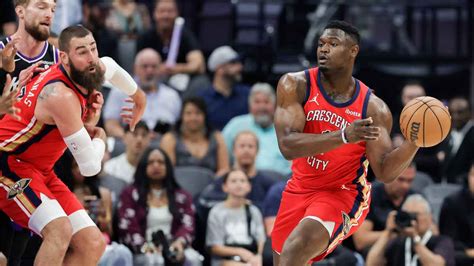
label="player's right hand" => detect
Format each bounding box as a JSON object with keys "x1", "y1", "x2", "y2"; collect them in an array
[
  {"x1": 86, "y1": 126, "x2": 107, "y2": 142},
  {"x1": 344, "y1": 117, "x2": 381, "y2": 143}
]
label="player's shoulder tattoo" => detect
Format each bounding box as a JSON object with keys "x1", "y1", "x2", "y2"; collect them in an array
[{"x1": 38, "y1": 84, "x2": 57, "y2": 101}]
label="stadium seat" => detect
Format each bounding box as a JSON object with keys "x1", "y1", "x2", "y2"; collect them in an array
[
  {"x1": 174, "y1": 166, "x2": 215, "y2": 198},
  {"x1": 422, "y1": 183, "x2": 461, "y2": 224}
]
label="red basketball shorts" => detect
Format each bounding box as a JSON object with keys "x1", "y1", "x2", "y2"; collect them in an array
[
  {"x1": 271, "y1": 178, "x2": 371, "y2": 262},
  {"x1": 0, "y1": 154, "x2": 94, "y2": 236}
]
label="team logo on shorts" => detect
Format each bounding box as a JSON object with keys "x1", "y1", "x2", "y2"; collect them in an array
[
  {"x1": 7, "y1": 178, "x2": 32, "y2": 200},
  {"x1": 341, "y1": 211, "x2": 351, "y2": 235}
]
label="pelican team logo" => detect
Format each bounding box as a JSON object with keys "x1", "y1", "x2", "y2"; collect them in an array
[
  {"x1": 341, "y1": 211, "x2": 351, "y2": 236},
  {"x1": 7, "y1": 178, "x2": 32, "y2": 200}
]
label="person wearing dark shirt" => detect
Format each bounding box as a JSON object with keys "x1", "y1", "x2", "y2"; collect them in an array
[
  {"x1": 199, "y1": 131, "x2": 275, "y2": 212},
  {"x1": 438, "y1": 97, "x2": 474, "y2": 183},
  {"x1": 198, "y1": 46, "x2": 250, "y2": 130},
  {"x1": 137, "y1": 0, "x2": 205, "y2": 78},
  {"x1": 439, "y1": 162, "x2": 474, "y2": 265},
  {"x1": 352, "y1": 165, "x2": 416, "y2": 252},
  {"x1": 0, "y1": 0, "x2": 16, "y2": 36},
  {"x1": 366, "y1": 194, "x2": 455, "y2": 266}
]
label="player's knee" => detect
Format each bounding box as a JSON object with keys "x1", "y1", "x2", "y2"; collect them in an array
[
  {"x1": 77, "y1": 228, "x2": 106, "y2": 258},
  {"x1": 41, "y1": 217, "x2": 73, "y2": 251}
]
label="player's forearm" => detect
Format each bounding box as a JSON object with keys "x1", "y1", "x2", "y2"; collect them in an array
[
  {"x1": 104, "y1": 120, "x2": 125, "y2": 138},
  {"x1": 415, "y1": 243, "x2": 445, "y2": 266},
  {"x1": 375, "y1": 140, "x2": 419, "y2": 183},
  {"x1": 366, "y1": 230, "x2": 391, "y2": 266},
  {"x1": 279, "y1": 130, "x2": 344, "y2": 160}
]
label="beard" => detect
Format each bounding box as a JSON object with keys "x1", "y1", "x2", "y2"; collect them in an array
[
  {"x1": 70, "y1": 61, "x2": 105, "y2": 93},
  {"x1": 254, "y1": 113, "x2": 273, "y2": 128},
  {"x1": 25, "y1": 21, "x2": 49, "y2": 41}
]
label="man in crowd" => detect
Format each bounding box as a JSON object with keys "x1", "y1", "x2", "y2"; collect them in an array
[
  {"x1": 223, "y1": 82, "x2": 290, "y2": 175},
  {"x1": 366, "y1": 194, "x2": 455, "y2": 266},
  {"x1": 198, "y1": 46, "x2": 250, "y2": 130}
]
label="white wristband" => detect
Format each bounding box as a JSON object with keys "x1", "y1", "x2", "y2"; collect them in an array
[{"x1": 341, "y1": 128, "x2": 349, "y2": 144}]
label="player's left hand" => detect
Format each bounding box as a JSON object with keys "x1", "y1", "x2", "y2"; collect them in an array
[
  {"x1": 0, "y1": 74, "x2": 20, "y2": 120},
  {"x1": 17, "y1": 62, "x2": 47, "y2": 90},
  {"x1": 120, "y1": 89, "x2": 146, "y2": 132},
  {"x1": 1, "y1": 37, "x2": 19, "y2": 72}
]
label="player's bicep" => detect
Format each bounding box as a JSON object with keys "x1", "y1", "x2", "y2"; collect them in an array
[
  {"x1": 36, "y1": 83, "x2": 84, "y2": 137},
  {"x1": 365, "y1": 96, "x2": 393, "y2": 177}
]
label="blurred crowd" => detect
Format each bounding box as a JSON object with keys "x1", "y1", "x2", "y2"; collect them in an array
[{"x1": 0, "y1": 0, "x2": 473, "y2": 265}]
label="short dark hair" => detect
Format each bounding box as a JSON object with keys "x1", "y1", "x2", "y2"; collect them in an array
[
  {"x1": 222, "y1": 169, "x2": 250, "y2": 184},
  {"x1": 324, "y1": 20, "x2": 360, "y2": 45},
  {"x1": 124, "y1": 120, "x2": 149, "y2": 133},
  {"x1": 58, "y1": 25, "x2": 92, "y2": 52}
]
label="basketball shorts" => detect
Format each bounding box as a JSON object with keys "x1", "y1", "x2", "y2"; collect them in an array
[
  {"x1": 0, "y1": 154, "x2": 95, "y2": 236},
  {"x1": 271, "y1": 180, "x2": 371, "y2": 262}
]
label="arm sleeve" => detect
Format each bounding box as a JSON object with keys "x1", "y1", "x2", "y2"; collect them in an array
[
  {"x1": 63, "y1": 127, "x2": 105, "y2": 177},
  {"x1": 101, "y1": 57, "x2": 137, "y2": 96}
]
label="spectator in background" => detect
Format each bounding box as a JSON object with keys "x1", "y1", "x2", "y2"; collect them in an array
[
  {"x1": 117, "y1": 147, "x2": 195, "y2": 264},
  {"x1": 82, "y1": 0, "x2": 119, "y2": 61},
  {"x1": 206, "y1": 170, "x2": 265, "y2": 266},
  {"x1": 161, "y1": 97, "x2": 229, "y2": 176},
  {"x1": 198, "y1": 46, "x2": 250, "y2": 130},
  {"x1": 106, "y1": 0, "x2": 151, "y2": 38},
  {"x1": 0, "y1": 0, "x2": 16, "y2": 37},
  {"x1": 438, "y1": 96, "x2": 473, "y2": 183},
  {"x1": 137, "y1": 0, "x2": 206, "y2": 92},
  {"x1": 104, "y1": 121, "x2": 151, "y2": 184},
  {"x1": 439, "y1": 161, "x2": 474, "y2": 265},
  {"x1": 352, "y1": 164, "x2": 416, "y2": 253},
  {"x1": 223, "y1": 83, "x2": 291, "y2": 175},
  {"x1": 51, "y1": 0, "x2": 82, "y2": 35},
  {"x1": 366, "y1": 194, "x2": 455, "y2": 266},
  {"x1": 200, "y1": 131, "x2": 275, "y2": 212},
  {"x1": 104, "y1": 48, "x2": 181, "y2": 138},
  {"x1": 392, "y1": 81, "x2": 426, "y2": 136}
]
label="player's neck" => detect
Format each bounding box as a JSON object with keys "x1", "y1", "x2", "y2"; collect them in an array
[
  {"x1": 320, "y1": 68, "x2": 354, "y2": 94},
  {"x1": 10, "y1": 29, "x2": 47, "y2": 58},
  {"x1": 225, "y1": 197, "x2": 247, "y2": 208}
]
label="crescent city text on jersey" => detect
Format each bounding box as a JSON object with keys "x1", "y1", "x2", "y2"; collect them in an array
[
  {"x1": 306, "y1": 109, "x2": 351, "y2": 130},
  {"x1": 305, "y1": 109, "x2": 352, "y2": 172}
]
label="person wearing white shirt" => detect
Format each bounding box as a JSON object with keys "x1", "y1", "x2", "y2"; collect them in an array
[
  {"x1": 104, "y1": 121, "x2": 151, "y2": 184},
  {"x1": 104, "y1": 48, "x2": 182, "y2": 138}
]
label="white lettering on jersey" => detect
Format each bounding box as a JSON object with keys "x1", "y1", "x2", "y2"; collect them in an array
[{"x1": 306, "y1": 109, "x2": 351, "y2": 130}]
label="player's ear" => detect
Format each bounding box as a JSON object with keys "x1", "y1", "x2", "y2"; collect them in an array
[
  {"x1": 59, "y1": 51, "x2": 69, "y2": 65},
  {"x1": 350, "y1": 44, "x2": 359, "y2": 59},
  {"x1": 15, "y1": 5, "x2": 25, "y2": 19}
]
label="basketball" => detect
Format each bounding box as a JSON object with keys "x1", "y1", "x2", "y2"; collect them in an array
[{"x1": 399, "y1": 96, "x2": 451, "y2": 147}]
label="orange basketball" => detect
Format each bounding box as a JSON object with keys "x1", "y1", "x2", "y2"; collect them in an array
[{"x1": 399, "y1": 96, "x2": 451, "y2": 147}]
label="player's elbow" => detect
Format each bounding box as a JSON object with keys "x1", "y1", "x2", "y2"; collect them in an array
[
  {"x1": 375, "y1": 173, "x2": 397, "y2": 184},
  {"x1": 279, "y1": 140, "x2": 297, "y2": 160},
  {"x1": 78, "y1": 161, "x2": 102, "y2": 177}
]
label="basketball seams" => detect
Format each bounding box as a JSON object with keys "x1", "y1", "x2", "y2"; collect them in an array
[
  {"x1": 422, "y1": 106, "x2": 429, "y2": 147},
  {"x1": 424, "y1": 105, "x2": 445, "y2": 144},
  {"x1": 404, "y1": 102, "x2": 430, "y2": 141}
]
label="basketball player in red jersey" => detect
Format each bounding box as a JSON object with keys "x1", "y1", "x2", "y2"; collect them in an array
[
  {"x1": 271, "y1": 21, "x2": 420, "y2": 265},
  {"x1": 0, "y1": 25, "x2": 146, "y2": 265}
]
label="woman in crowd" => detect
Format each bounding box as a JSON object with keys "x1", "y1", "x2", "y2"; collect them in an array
[
  {"x1": 161, "y1": 97, "x2": 229, "y2": 177},
  {"x1": 106, "y1": 0, "x2": 151, "y2": 38},
  {"x1": 206, "y1": 169, "x2": 266, "y2": 266},
  {"x1": 117, "y1": 147, "x2": 195, "y2": 265}
]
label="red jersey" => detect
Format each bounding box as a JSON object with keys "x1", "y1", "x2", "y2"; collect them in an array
[
  {"x1": 288, "y1": 67, "x2": 372, "y2": 192},
  {"x1": 0, "y1": 64, "x2": 89, "y2": 173}
]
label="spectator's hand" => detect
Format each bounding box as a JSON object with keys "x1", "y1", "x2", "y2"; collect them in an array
[
  {"x1": 344, "y1": 117, "x2": 380, "y2": 143},
  {"x1": 158, "y1": 64, "x2": 174, "y2": 76},
  {"x1": 248, "y1": 254, "x2": 262, "y2": 266},
  {"x1": 170, "y1": 239, "x2": 185, "y2": 262},
  {"x1": 465, "y1": 248, "x2": 474, "y2": 258},
  {"x1": 385, "y1": 210, "x2": 397, "y2": 233},
  {"x1": 1, "y1": 37, "x2": 18, "y2": 72},
  {"x1": 402, "y1": 220, "x2": 419, "y2": 239},
  {"x1": 0, "y1": 74, "x2": 20, "y2": 120},
  {"x1": 238, "y1": 248, "x2": 255, "y2": 263},
  {"x1": 120, "y1": 89, "x2": 146, "y2": 132}
]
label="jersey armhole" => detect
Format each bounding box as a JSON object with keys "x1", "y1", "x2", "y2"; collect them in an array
[
  {"x1": 302, "y1": 69, "x2": 311, "y2": 106},
  {"x1": 362, "y1": 89, "x2": 372, "y2": 119}
]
